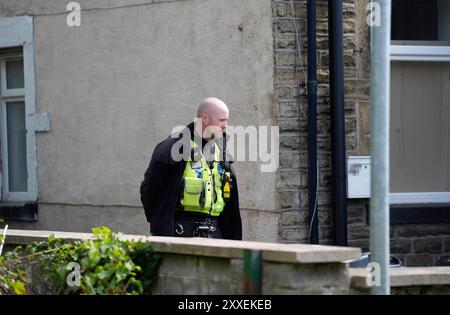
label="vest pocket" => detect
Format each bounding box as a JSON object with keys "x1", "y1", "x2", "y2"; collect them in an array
[{"x1": 181, "y1": 177, "x2": 204, "y2": 208}]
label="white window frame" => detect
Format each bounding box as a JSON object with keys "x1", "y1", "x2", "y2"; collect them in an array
[
  {"x1": 389, "y1": 45, "x2": 450, "y2": 204},
  {"x1": 390, "y1": 45, "x2": 450, "y2": 62},
  {"x1": 0, "y1": 16, "x2": 37, "y2": 202}
]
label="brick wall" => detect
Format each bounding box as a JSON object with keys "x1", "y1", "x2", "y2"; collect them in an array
[
  {"x1": 273, "y1": 0, "x2": 450, "y2": 266},
  {"x1": 273, "y1": 0, "x2": 367, "y2": 244},
  {"x1": 348, "y1": 201, "x2": 450, "y2": 267}
]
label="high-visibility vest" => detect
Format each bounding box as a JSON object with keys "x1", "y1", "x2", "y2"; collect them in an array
[{"x1": 179, "y1": 140, "x2": 226, "y2": 216}]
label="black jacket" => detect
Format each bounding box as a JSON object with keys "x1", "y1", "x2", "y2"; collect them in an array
[{"x1": 140, "y1": 122, "x2": 242, "y2": 240}]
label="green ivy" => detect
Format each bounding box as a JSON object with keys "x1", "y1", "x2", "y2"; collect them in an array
[
  {"x1": 0, "y1": 250, "x2": 31, "y2": 295},
  {"x1": 0, "y1": 226, "x2": 161, "y2": 295}
]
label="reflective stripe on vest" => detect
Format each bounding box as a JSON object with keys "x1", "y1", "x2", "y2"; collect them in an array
[{"x1": 179, "y1": 140, "x2": 226, "y2": 216}]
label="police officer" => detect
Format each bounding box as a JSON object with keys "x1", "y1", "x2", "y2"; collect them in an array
[{"x1": 140, "y1": 98, "x2": 242, "y2": 240}]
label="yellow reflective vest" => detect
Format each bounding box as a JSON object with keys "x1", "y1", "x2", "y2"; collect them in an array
[{"x1": 179, "y1": 140, "x2": 226, "y2": 216}]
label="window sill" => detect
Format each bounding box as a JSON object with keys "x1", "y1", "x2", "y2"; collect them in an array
[{"x1": 0, "y1": 201, "x2": 38, "y2": 222}]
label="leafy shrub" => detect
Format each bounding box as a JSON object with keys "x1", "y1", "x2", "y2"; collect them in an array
[
  {"x1": 0, "y1": 226, "x2": 161, "y2": 295},
  {"x1": 0, "y1": 218, "x2": 30, "y2": 295},
  {"x1": 0, "y1": 250, "x2": 30, "y2": 294}
]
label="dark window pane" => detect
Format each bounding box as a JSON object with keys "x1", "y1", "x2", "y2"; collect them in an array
[
  {"x1": 5, "y1": 59, "x2": 24, "y2": 89},
  {"x1": 392, "y1": 0, "x2": 450, "y2": 43},
  {"x1": 6, "y1": 101, "x2": 27, "y2": 192}
]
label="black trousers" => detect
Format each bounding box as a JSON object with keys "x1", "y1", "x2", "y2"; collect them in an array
[{"x1": 173, "y1": 211, "x2": 223, "y2": 239}]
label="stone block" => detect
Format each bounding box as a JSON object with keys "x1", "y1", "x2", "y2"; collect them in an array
[
  {"x1": 278, "y1": 172, "x2": 301, "y2": 189},
  {"x1": 404, "y1": 255, "x2": 433, "y2": 267},
  {"x1": 279, "y1": 210, "x2": 309, "y2": 226},
  {"x1": 280, "y1": 151, "x2": 301, "y2": 169},
  {"x1": 263, "y1": 261, "x2": 350, "y2": 294},
  {"x1": 280, "y1": 136, "x2": 302, "y2": 150},
  {"x1": 413, "y1": 238, "x2": 443, "y2": 254},
  {"x1": 394, "y1": 224, "x2": 450, "y2": 238},
  {"x1": 277, "y1": 102, "x2": 300, "y2": 118},
  {"x1": 278, "y1": 191, "x2": 293, "y2": 209},
  {"x1": 347, "y1": 204, "x2": 366, "y2": 224},
  {"x1": 348, "y1": 224, "x2": 370, "y2": 239},
  {"x1": 275, "y1": 86, "x2": 291, "y2": 99},
  {"x1": 274, "y1": 19, "x2": 305, "y2": 34},
  {"x1": 391, "y1": 238, "x2": 412, "y2": 255},
  {"x1": 445, "y1": 238, "x2": 450, "y2": 254},
  {"x1": 279, "y1": 118, "x2": 300, "y2": 132}
]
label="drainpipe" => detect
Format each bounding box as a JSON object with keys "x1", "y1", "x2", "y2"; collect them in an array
[
  {"x1": 307, "y1": 0, "x2": 319, "y2": 244},
  {"x1": 328, "y1": 0, "x2": 348, "y2": 246},
  {"x1": 369, "y1": 0, "x2": 391, "y2": 295}
]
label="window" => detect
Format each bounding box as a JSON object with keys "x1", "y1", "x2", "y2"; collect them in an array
[
  {"x1": 392, "y1": 0, "x2": 450, "y2": 45},
  {"x1": 0, "y1": 51, "x2": 28, "y2": 200},
  {"x1": 390, "y1": 0, "x2": 450, "y2": 204},
  {"x1": 0, "y1": 16, "x2": 40, "y2": 203},
  {"x1": 390, "y1": 62, "x2": 450, "y2": 198}
]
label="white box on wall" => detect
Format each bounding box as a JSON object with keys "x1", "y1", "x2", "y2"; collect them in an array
[{"x1": 347, "y1": 156, "x2": 370, "y2": 198}]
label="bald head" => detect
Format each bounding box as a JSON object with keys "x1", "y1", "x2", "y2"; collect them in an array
[
  {"x1": 195, "y1": 97, "x2": 229, "y2": 139},
  {"x1": 197, "y1": 97, "x2": 229, "y2": 118}
]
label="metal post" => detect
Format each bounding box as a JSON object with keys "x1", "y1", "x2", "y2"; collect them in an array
[
  {"x1": 243, "y1": 249, "x2": 262, "y2": 295},
  {"x1": 370, "y1": 0, "x2": 391, "y2": 295}
]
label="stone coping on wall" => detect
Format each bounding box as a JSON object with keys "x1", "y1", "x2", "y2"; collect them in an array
[
  {"x1": 350, "y1": 267, "x2": 450, "y2": 288},
  {"x1": 1, "y1": 229, "x2": 360, "y2": 264}
]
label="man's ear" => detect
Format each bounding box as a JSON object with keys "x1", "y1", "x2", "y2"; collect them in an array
[{"x1": 202, "y1": 113, "x2": 209, "y2": 125}]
